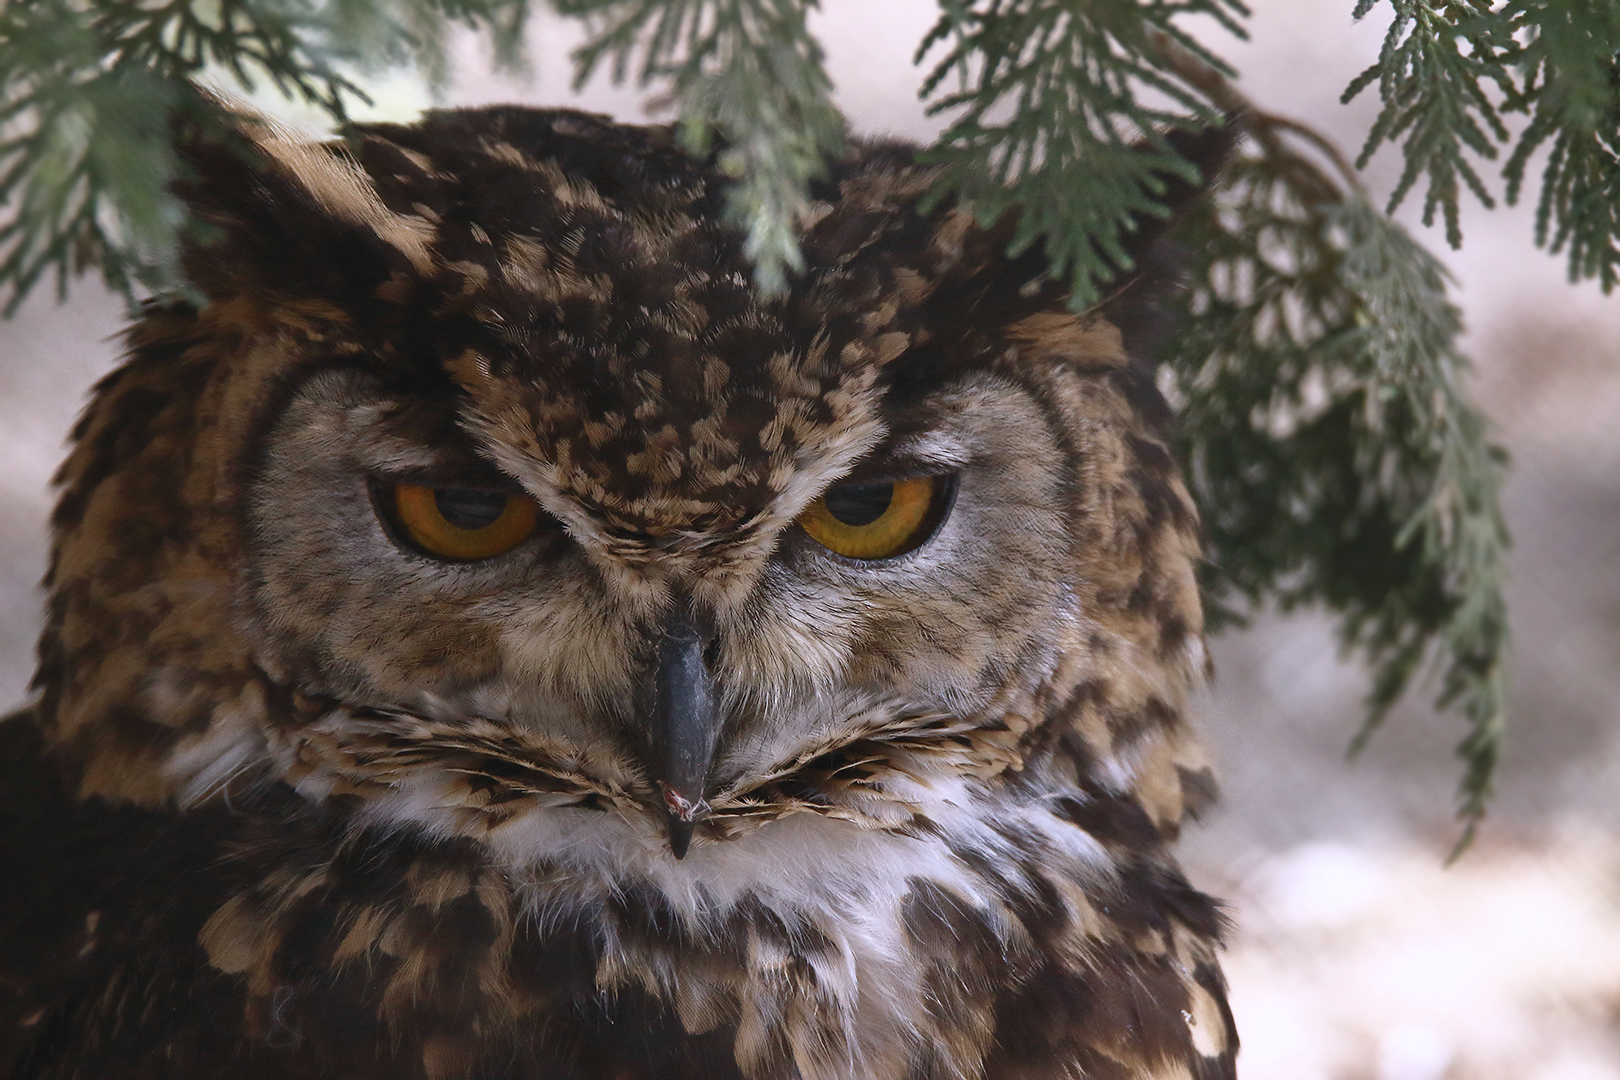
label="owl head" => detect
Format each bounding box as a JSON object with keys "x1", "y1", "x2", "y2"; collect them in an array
[{"x1": 36, "y1": 106, "x2": 1223, "y2": 873}]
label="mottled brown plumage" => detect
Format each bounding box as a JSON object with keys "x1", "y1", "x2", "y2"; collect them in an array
[{"x1": 1, "y1": 106, "x2": 1236, "y2": 1080}]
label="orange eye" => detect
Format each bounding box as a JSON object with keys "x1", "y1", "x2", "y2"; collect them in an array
[
  {"x1": 391, "y1": 483, "x2": 539, "y2": 561},
  {"x1": 797, "y1": 476, "x2": 951, "y2": 561}
]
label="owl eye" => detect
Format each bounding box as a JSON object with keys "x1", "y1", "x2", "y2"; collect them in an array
[
  {"x1": 797, "y1": 475, "x2": 954, "y2": 561},
  {"x1": 389, "y1": 482, "x2": 540, "y2": 561}
]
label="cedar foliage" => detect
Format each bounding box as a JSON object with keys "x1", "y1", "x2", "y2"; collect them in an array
[{"x1": 4, "y1": 0, "x2": 1596, "y2": 843}]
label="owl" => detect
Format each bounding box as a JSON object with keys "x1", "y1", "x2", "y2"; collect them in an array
[{"x1": 0, "y1": 106, "x2": 1236, "y2": 1080}]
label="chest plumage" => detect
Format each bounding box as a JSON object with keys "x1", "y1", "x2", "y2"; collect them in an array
[{"x1": 0, "y1": 107, "x2": 1235, "y2": 1080}]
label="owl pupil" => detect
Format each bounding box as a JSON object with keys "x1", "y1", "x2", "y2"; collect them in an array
[
  {"x1": 823, "y1": 483, "x2": 895, "y2": 526},
  {"x1": 433, "y1": 489, "x2": 508, "y2": 530}
]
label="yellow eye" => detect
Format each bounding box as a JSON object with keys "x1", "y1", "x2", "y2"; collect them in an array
[
  {"x1": 797, "y1": 476, "x2": 951, "y2": 561},
  {"x1": 391, "y1": 483, "x2": 539, "y2": 561}
]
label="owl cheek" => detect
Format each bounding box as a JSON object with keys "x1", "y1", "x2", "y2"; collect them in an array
[
  {"x1": 492, "y1": 589, "x2": 645, "y2": 702},
  {"x1": 298, "y1": 611, "x2": 508, "y2": 704},
  {"x1": 722, "y1": 567, "x2": 873, "y2": 690}
]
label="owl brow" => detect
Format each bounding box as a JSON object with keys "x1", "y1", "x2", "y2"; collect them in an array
[
  {"x1": 829, "y1": 461, "x2": 961, "y2": 488},
  {"x1": 365, "y1": 463, "x2": 526, "y2": 491},
  {"x1": 854, "y1": 433, "x2": 975, "y2": 477},
  {"x1": 351, "y1": 414, "x2": 523, "y2": 489}
]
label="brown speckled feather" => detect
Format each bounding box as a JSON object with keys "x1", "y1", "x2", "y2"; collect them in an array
[{"x1": 2, "y1": 107, "x2": 1236, "y2": 1080}]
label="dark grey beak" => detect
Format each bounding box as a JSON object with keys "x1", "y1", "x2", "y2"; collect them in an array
[{"x1": 647, "y1": 600, "x2": 719, "y2": 859}]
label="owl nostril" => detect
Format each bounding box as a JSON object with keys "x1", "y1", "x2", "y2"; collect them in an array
[{"x1": 701, "y1": 634, "x2": 722, "y2": 670}]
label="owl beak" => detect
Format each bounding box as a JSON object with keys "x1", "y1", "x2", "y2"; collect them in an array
[{"x1": 648, "y1": 601, "x2": 719, "y2": 859}]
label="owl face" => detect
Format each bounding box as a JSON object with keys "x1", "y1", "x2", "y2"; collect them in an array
[
  {"x1": 244, "y1": 350, "x2": 1076, "y2": 854},
  {"x1": 38, "y1": 103, "x2": 1211, "y2": 861},
  {"x1": 40, "y1": 106, "x2": 1209, "y2": 869},
  {"x1": 23, "y1": 104, "x2": 1133, "y2": 870},
  {"x1": 24, "y1": 108, "x2": 1238, "y2": 1080}
]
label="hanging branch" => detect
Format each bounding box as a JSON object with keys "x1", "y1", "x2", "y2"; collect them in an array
[
  {"x1": 913, "y1": 0, "x2": 1250, "y2": 309},
  {"x1": 1158, "y1": 36, "x2": 1510, "y2": 850},
  {"x1": 1349, "y1": 0, "x2": 1620, "y2": 290},
  {"x1": 556, "y1": 0, "x2": 844, "y2": 294}
]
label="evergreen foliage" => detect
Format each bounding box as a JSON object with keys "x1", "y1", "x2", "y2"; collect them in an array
[
  {"x1": 914, "y1": 0, "x2": 1248, "y2": 307},
  {"x1": 1162, "y1": 102, "x2": 1509, "y2": 848},
  {"x1": 4, "y1": 0, "x2": 1599, "y2": 837},
  {"x1": 1348, "y1": 0, "x2": 1620, "y2": 289},
  {"x1": 556, "y1": 0, "x2": 845, "y2": 294}
]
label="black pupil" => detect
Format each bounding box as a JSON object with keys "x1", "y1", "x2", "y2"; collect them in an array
[
  {"x1": 433, "y1": 489, "x2": 510, "y2": 530},
  {"x1": 823, "y1": 482, "x2": 896, "y2": 527}
]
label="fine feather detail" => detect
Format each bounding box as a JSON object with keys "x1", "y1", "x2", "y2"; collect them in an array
[
  {"x1": 2, "y1": 105, "x2": 1238, "y2": 1080},
  {"x1": 273, "y1": 699, "x2": 1034, "y2": 844}
]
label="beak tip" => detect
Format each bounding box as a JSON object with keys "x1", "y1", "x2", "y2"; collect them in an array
[
  {"x1": 666, "y1": 815, "x2": 695, "y2": 860},
  {"x1": 658, "y1": 783, "x2": 706, "y2": 859}
]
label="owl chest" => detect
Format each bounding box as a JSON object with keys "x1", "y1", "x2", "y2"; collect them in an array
[
  {"x1": 178, "y1": 811, "x2": 1035, "y2": 1080},
  {"x1": 8, "y1": 756, "x2": 1225, "y2": 1080}
]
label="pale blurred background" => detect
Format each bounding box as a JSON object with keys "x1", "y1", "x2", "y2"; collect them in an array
[{"x1": 2, "y1": 2, "x2": 1618, "y2": 1077}]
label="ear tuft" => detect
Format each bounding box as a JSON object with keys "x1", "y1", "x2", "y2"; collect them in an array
[
  {"x1": 170, "y1": 100, "x2": 433, "y2": 304},
  {"x1": 1099, "y1": 122, "x2": 1239, "y2": 364}
]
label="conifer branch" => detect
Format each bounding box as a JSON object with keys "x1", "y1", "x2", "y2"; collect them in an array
[
  {"x1": 1500, "y1": 0, "x2": 1620, "y2": 292},
  {"x1": 1343, "y1": 0, "x2": 1513, "y2": 246},
  {"x1": 1162, "y1": 113, "x2": 1509, "y2": 849},
  {"x1": 557, "y1": 0, "x2": 844, "y2": 294},
  {"x1": 1149, "y1": 28, "x2": 1509, "y2": 846},
  {"x1": 915, "y1": 0, "x2": 1249, "y2": 309},
  {"x1": 1349, "y1": 0, "x2": 1620, "y2": 290}
]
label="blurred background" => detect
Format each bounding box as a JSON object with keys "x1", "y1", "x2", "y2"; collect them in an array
[{"x1": 2, "y1": 2, "x2": 1617, "y2": 1077}]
